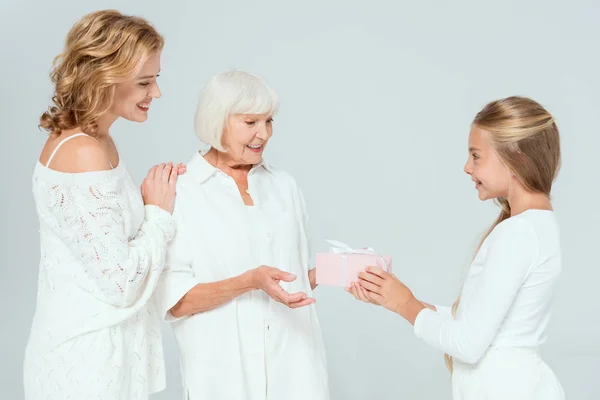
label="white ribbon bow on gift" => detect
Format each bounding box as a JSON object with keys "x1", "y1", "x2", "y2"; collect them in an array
[{"x1": 325, "y1": 240, "x2": 389, "y2": 285}]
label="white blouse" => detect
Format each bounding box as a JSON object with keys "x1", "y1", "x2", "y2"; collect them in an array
[
  {"x1": 24, "y1": 157, "x2": 173, "y2": 399},
  {"x1": 414, "y1": 210, "x2": 561, "y2": 364},
  {"x1": 154, "y1": 151, "x2": 330, "y2": 400}
]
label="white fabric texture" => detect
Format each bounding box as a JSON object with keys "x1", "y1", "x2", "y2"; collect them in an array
[
  {"x1": 452, "y1": 347, "x2": 564, "y2": 399},
  {"x1": 23, "y1": 139, "x2": 174, "y2": 400},
  {"x1": 154, "y1": 151, "x2": 330, "y2": 400},
  {"x1": 414, "y1": 210, "x2": 563, "y2": 397}
]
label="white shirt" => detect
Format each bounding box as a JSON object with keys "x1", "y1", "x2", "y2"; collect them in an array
[
  {"x1": 154, "y1": 151, "x2": 330, "y2": 400},
  {"x1": 414, "y1": 210, "x2": 561, "y2": 364},
  {"x1": 24, "y1": 158, "x2": 172, "y2": 399}
]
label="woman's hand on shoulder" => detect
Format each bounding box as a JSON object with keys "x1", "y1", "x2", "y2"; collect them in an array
[{"x1": 141, "y1": 162, "x2": 186, "y2": 214}]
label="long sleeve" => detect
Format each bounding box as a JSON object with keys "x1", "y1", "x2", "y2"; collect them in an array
[
  {"x1": 432, "y1": 305, "x2": 453, "y2": 318},
  {"x1": 48, "y1": 176, "x2": 175, "y2": 308},
  {"x1": 414, "y1": 218, "x2": 538, "y2": 364},
  {"x1": 154, "y1": 208, "x2": 198, "y2": 322}
]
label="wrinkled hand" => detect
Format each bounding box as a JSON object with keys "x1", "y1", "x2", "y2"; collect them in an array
[
  {"x1": 141, "y1": 162, "x2": 186, "y2": 214},
  {"x1": 252, "y1": 266, "x2": 315, "y2": 308},
  {"x1": 357, "y1": 266, "x2": 416, "y2": 314}
]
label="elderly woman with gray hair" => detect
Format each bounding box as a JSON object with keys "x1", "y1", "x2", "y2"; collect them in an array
[{"x1": 155, "y1": 69, "x2": 330, "y2": 399}]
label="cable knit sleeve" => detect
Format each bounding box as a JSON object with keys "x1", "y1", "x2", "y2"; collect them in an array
[
  {"x1": 46, "y1": 174, "x2": 175, "y2": 308},
  {"x1": 154, "y1": 207, "x2": 198, "y2": 322}
]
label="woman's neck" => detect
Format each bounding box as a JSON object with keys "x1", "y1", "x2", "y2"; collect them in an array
[
  {"x1": 95, "y1": 112, "x2": 118, "y2": 137},
  {"x1": 205, "y1": 148, "x2": 252, "y2": 175}
]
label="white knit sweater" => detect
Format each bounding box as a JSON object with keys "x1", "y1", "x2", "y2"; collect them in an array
[{"x1": 23, "y1": 158, "x2": 174, "y2": 400}]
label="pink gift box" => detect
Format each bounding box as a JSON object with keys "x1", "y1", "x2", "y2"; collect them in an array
[{"x1": 315, "y1": 241, "x2": 392, "y2": 287}]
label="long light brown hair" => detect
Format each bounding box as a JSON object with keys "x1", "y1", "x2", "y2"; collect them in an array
[
  {"x1": 39, "y1": 10, "x2": 164, "y2": 136},
  {"x1": 445, "y1": 96, "x2": 561, "y2": 373}
]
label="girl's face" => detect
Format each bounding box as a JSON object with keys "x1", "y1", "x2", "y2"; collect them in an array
[{"x1": 463, "y1": 125, "x2": 512, "y2": 201}]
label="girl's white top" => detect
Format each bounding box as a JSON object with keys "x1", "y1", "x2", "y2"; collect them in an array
[{"x1": 415, "y1": 210, "x2": 561, "y2": 364}]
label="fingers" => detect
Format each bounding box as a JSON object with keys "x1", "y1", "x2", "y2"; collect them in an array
[
  {"x1": 351, "y1": 282, "x2": 372, "y2": 303},
  {"x1": 289, "y1": 297, "x2": 316, "y2": 308},
  {"x1": 275, "y1": 271, "x2": 297, "y2": 282},
  {"x1": 282, "y1": 291, "x2": 307, "y2": 304},
  {"x1": 347, "y1": 283, "x2": 363, "y2": 301},
  {"x1": 358, "y1": 278, "x2": 381, "y2": 294},
  {"x1": 358, "y1": 270, "x2": 384, "y2": 286},
  {"x1": 161, "y1": 162, "x2": 174, "y2": 183},
  {"x1": 169, "y1": 162, "x2": 178, "y2": 185},
  {"x1": 346, "y1": 283, "x2": 365, "y2": 303},
  {"x1": 366, "y1": 266, "x2": 388, "y2": 278},
  {"x1": 153, "y1": 163, "x2": 166, "y2": 180},
  {"x1": 355, "y1": 282, "x2": 372, "y2": 303},
  {"x1": 266, "y1": 282, "x2": 295, "y2": 302},
  {"x1": 265, "y1": 280, "x2": 308, "y2": 307},
  {"x1": 358, "y1": 284, "x2": 377, "y2": 304},
  {"x1": 146, "y1": 165, "x2": 158, "y2": 180},
  {"x1": 367, "y1": 291, "x2": 384, "y2": 305},
  {"x1": 345, "y1": 285, "x2": 356, "y2": 298},
  {"x1": 147, "y1": 162, "x2": 186, "y2": 180}
]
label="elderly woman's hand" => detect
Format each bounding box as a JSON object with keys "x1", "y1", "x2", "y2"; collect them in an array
[{"x1": 251, "y1": 266, "x2": 315, "y2": 308}]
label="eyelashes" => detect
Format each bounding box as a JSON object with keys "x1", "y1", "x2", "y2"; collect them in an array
[{"x1": 245, "y1": 118, "x2": 274, "y2": 126}]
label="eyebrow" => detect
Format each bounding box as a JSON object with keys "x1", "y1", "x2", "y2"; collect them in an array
[
  {"x1": 469, "y1": 146, "x2": 481, "y2": 152},
  {"x1": 240, "y1": 114, "x2": 270, "y2": 120},
  {"x1": 137, "y1": 71, "x2": 161, "y2": 80}
]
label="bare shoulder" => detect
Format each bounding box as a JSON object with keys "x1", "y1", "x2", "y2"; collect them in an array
[{"x1": 41, "y1": 134, "x2": 112, "y2": 173}]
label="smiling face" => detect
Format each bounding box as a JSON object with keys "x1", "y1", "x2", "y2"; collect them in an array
[
  {"x1": 219, "y1": 113, "x2": 274, "y2": 166},
  {"x1": 110, "y1": 51, "x2": 162, "y2": 123},
  {"x1": 463, "y1": 125, "x2": 512, "y2": 201}
]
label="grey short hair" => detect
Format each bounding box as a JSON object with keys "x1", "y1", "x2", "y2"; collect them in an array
[{"x1": 194, "y1": 69, "x2": 279, "y2": 151}]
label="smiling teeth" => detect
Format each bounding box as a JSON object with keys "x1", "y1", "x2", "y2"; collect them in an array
[
  {"x1": 138, "y1": 104, "x2": 149, "y2": 109},
  {"x1": 248, "y1": 144, "x2": 261, "y2": 149}
]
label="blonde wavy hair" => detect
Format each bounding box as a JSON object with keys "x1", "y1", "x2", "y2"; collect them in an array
[
  {"x1": 39, "y1": 10, "x2": 164, "y2": 136},
  {"x1": 444, "y1": 96, "x2": 561, "y2": 373}
]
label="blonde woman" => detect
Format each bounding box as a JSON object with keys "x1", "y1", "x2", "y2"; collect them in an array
[
  {"x1": 349, "y1": 96, "x2": 564, "y2": 399},
  {"x1": 23, "y1": 10, "x2": 184, "y2": 399},
  {"x1": 154, "y1": 69, "x2": 330, "y2": 399}
]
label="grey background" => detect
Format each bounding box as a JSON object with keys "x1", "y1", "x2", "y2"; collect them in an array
[{"x1": 1, "y1": 0, "x2": 599, "y2": 399}]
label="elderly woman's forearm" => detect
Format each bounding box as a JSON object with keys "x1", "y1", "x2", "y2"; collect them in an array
[{"x1": 169, "y1": 272, "x2": 254, "y2": 317}]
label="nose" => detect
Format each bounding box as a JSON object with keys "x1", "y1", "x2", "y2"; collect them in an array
[
  {"x1": 256, "y1": 121, "x2": 271, "y2": 140},
  {"x1": 150, "y1": 82, "x2": 161, "y2": 99},
  {"x1": 464, "y1": 158, "x2": 473, "y2": 175}
]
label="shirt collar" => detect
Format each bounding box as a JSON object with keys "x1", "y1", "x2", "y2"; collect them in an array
[{"x1": 186, "y1": 149, "x2": 273, "y2": 184}]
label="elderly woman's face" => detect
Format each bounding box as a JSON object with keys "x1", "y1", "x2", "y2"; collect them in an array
[{"x1": 222, "y1": 113, "x2": 273, "y2": 165}]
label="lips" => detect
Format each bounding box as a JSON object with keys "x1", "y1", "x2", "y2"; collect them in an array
[
  {"x1": 137, "y1": 102, "x2": 150, "y2": 112},
  {"x1": 247, "y1": 144, "x2": 263, "y2": 153}
]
